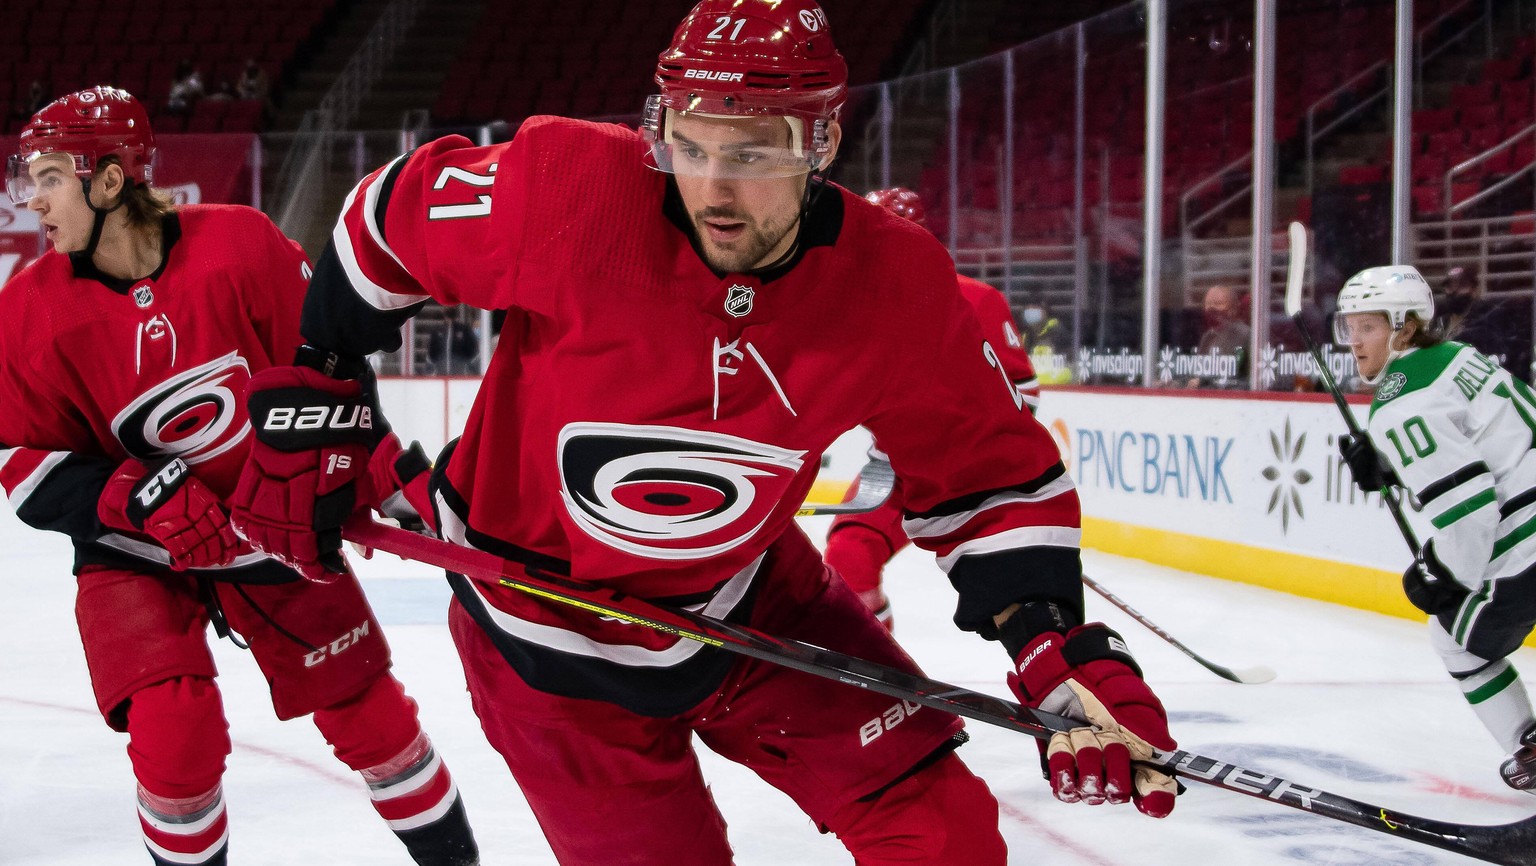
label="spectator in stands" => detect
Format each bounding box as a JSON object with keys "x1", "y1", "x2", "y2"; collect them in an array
[
  {"x1": 236, "y1": 59, "x2": 271, "y2": 102},
  {"x1": 1437, "y1": 265, "x2": 1529, "y2": 379},
  {"x1": 166, "y1": 60, "x2": 204, "y2": 116},
  {"x1": 1018, "y1": 296, "x2": 1066, "y2": 354},
  {"x1": 1192, "y1": 284, "x2": 1249, "y2": 388},
  {"x1": 1018, "y1": 297, "x2": 1072, "y2": 384}
]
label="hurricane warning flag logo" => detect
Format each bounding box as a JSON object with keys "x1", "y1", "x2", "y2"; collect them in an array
[
  {"x1": 558, "y1": 422, "x2": 805, "y2": 560},
  {"x1": 113, "y1": 352, "x2": 252, "y2": 464}
]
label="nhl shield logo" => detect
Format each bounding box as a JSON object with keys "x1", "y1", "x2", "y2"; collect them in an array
[
  {"x1": 132, "y1": 283, "x2": 154, "y2": 308},
  {"x1": 724, "y1": 284, "x2": 754, "y2": 318}
]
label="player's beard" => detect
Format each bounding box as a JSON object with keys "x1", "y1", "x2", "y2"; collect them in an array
[{"x1": 693, "y1": 206, "x2": 799, "y2": 273}]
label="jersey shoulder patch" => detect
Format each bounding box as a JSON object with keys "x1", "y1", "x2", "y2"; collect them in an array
[{"x1": 1373, "y1": 342, "x2": 1466, "y2": 409}]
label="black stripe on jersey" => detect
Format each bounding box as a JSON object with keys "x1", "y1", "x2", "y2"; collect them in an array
[
  {"x1": 300, "y1": 242, "x2": 430, "y2": 361},
  {"x1": 372, "y1": 149, "x2": 415, "y2": 252},
  {"x1": 12, "y1": 453, "x2": 115, "y2": 542},
  {"x1": 1419, "y1": 461, "x2": 1492, "y2": 506},
  {"x1": 905, "y1": 463, "x2": 1067, "y2": 521},
  {"x1": 71, "y1": 539, "x2": 300, "y2": 583},
  {"x1": 1500, "y1": 486, "x2": 1536, "y2": 519},
  {"x1": 947, "y1": 545, "x2": 1084, "y2": 635}
]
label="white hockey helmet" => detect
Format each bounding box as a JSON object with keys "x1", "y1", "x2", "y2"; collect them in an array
[{"x1": 1331, "y1": 265, "x2": 1434, "y2": 344}]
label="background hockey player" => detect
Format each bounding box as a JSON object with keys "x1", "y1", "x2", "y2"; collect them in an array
[
  {"x1": 823, "y1": 187, "x2": 1040, "y2": 629},
  {"x1": 1336, "y1": 264, "x2": 1536, "y2": 793},
  {"x1": 228, "y1": 2, "x2": 1180, "y2": 862},
  {"x1": 0, "y1": 87, "x2": 479, "y2": 865}
]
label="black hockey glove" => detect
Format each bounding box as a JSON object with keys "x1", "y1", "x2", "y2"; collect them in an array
[
  {"x1": 1402, "y1": 541, "x2": 1470, "y2": 616},
  {"x1": 1339, "y1": 433, "x2": 1397, "y2": 493}
]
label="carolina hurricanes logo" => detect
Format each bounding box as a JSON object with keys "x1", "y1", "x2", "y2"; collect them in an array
[
  {"x1": 113, "y1": 352, "x2": 252, "y2": 464},
  {"x1": 558, "y1": 422, "x2": 806, "y2": 560}
]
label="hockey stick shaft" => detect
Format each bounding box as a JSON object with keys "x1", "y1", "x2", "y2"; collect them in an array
[
  {"x1": 1282, "y1": 222, "x2": 1422, "y2": 558},
  {"x1": 346, "y1": 518, "x2": 1536, "y2": 865},
  {"x1": 800, "y1": 465, "x2": 1270, "y2": 683},
  {"x1": 1081, "y1": 574, "x2": 1274, "y2": 684}
]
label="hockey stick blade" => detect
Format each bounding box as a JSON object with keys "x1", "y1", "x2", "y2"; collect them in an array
[
  {"x1": 1083, "y1": 574, "x2": 1275, "y2": 684},
  {"x1": 346, "y1": 518, "x2": 1536, "y2": 865},
  {"x1": 796, "y1": 458, "x2": 896, "y2": 516},
  {"x1": 1284, "y1": 220, "x2": 1308, "y2": 317}
]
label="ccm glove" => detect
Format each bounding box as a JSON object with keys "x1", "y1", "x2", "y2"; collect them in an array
[
  {"x1": 99, "y1": 458, "x2": 240, "y2": 571},
  {"x1": 230, "y1": 355, "x2": 431, "y2": 581},
  {"x1": 1339, "y1": 433, "x2": 1397, "y2": 493},
  {"x1": 1007, "y1": 619, "x2": 1178, "y2": 817},
  {"x1": 1402, "y1": 541, "x2": 1471, "y2": 616}
]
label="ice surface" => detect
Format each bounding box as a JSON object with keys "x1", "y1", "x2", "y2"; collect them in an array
[{"x1": 1, "y1": 506, "x2": 1530, "y2": 864}]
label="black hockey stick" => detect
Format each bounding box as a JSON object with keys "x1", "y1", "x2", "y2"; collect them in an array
[
  {"x1": 1081, "y1": 574, "x2": 1275, "y2": 684},
  {"x1": 1283, "y1": 221, "x2": 1423, "y2": 560},
  {"x1": 346, "y1": 517, "x2": 1536, "y2": 865},
  {"x1": 795, "y1": 457, "x2": 896, "y2": 516}
]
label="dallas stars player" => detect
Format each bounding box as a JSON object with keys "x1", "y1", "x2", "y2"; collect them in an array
[{"x1": 1336, "y1": 264, "x2": 1536, "y2": 793}]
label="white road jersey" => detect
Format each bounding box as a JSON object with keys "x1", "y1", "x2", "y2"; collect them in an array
[{"x1": 1369, "y1": 342, "x2": 1536, "y2": 607}]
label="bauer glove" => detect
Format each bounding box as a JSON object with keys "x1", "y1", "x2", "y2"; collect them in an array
[
  {"x1": 229, "y1": 351, "x2": 434, "y2": 582},
  {"x1": 99, "y1": 458, "x2": 240, "y2": 571},
  {"x1": 1005, "y1": 609, "x2": 1177, "y2": 818}
]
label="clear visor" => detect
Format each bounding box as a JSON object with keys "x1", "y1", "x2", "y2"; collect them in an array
[
  {"x1": 1332, "y1": 310, "x2": 1392, "y2": 345},
  {"x1": 642, "y1": 97, "x2": 823, "y2": 179},
  {"x1": 6, "y1": 151, "x2": 90, "y2": 205}
]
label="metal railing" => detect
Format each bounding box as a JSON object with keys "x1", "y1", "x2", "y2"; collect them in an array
[
  {"x1": 1304, "y1": 60, "x2": 1391, "y2": 195},
  {"x1": 1412, "y1": 211, "x2": 1536, "y2": 295},
  {"x1": 272, "y1": 0, "x2": 424, "y2": 239},
  {"x1": 1446, "y1": 122, "x2": 1536, "y2": 215}
]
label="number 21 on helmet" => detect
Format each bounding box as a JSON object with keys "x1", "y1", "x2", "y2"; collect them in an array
[{"x1": 642, "y1": 0, "x2": 848, "y2": 180}]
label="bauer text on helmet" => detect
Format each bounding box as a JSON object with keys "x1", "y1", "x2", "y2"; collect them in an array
[
  {"x1": 643, "y1": 0, "x2": 848, "y2": 179},
  {"x1": 7, "y1": 86, "x2": 155, "y2": 205}
]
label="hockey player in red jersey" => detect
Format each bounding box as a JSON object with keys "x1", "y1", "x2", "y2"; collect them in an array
[
  {"x1": 229, "y1": 2, "x2": 1179, "y2": 861},
  {"x1": 824, "y1": 187, "x2": 1041, "y2": 629},
  {"x1": 0, "y1": 87, "x2": 479, "y2": 866}
]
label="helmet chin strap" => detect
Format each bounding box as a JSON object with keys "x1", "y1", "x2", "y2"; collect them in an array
[
  {"x1": 742, "y1": 167, "x2": 826, "y2": 276},
  {"x1": 75, "y1": 176, "x2": 127, "y2": 263},
  {"x1": 1361, "y1": 335, "x2": 1416, "y2": 386}
]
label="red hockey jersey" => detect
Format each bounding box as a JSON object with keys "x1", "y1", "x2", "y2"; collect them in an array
[
  {"x1": 0, "y1": 205, "x2": 309, "y2": 580},
  {"x1": 958, "y1": 274, "x2": 1040, "y2": 411},
  {"x1": 303, "y1": 117, "x2": 1081, "y2": 712}
]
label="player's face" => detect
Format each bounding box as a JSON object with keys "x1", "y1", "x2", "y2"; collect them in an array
[
  {"x1": 670, "y1": 113, "x2": 809, "y2": 273},
  {"x1": 1340, "y1": 312, "x2": 1394, "y2": 379},
  {"x1": 25, "y1": 153, "x2": 93, "y2": 253}
]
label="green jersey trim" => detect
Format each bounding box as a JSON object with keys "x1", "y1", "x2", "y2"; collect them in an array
[
  {"x1": 1492, "y1": 511, "x2": 1536, "y2": 560},
  {"x1": 1431, "y1": 488, "x2": 1497, "y2": 529},
  {"x1": 1370, "y1": 342, "x2": 1466, "y2": 419}
]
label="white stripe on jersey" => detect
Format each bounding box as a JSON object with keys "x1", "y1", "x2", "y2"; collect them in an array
[
  {"x1": 903, "y1": 473, "x2": 1076, "y2": 540},
  {"x1": 332, "y1": 180, "x2": 430, "y2": 311},
  {"x1": 438, "y1": 496, "x2": 762, "y2": 668},
  {"x1": 3, "y1": 449, "x2": 68, "y2": 509},
  {"x1": 935, "y1": 525, "x2": 1082, "y2": 572}
]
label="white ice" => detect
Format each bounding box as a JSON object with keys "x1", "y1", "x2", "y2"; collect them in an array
[{"x1": 1, "y1": 504, "x2": 1531, "y2": 865}]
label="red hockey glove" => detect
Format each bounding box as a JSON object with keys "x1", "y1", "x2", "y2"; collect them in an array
[
  {"x1": 99, "y1": 458, "x2": 240, "y2": 571},
  {"x1": 230, "y1": 358, "x2": 425, "y2": 581},
  {"x1": 1007, "y1": 621, "x2": 1178, "y2": 817}
]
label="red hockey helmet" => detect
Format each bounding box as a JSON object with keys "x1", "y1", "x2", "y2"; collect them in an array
[
  {"x1": 865, "y1": 188, "x2": 926, "y2": 225},
  {"x1": 643, "y1": 0, "x2": 848, "y2": 177},
  {"x1": 7, "y1": 86, "x2": 156, "y2": 205}
]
